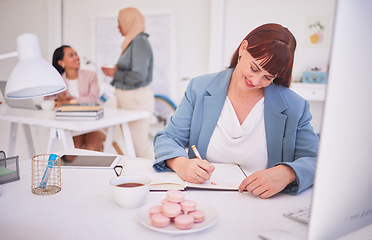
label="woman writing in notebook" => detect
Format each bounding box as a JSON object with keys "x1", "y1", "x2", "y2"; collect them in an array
[
  {"x1": 50, "y1": 45, "x2": 105, "y2": 151},
  {"x1": 101, "y1": 7, "x2": 155, "y2": 159},
  {"x1": 153, "y1": 23, "x2": 319, "y2": 199}
]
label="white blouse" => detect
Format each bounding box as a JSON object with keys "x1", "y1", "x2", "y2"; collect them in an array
[
  {"x1": 65, "y1": 78, "x2": 79, "y2": 99},
  {"x1": 206, "y1": 97, "x2": 268, "y2": 174}
]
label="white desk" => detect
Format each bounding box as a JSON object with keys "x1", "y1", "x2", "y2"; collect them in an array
[
  {"x1": 0, "y1": 105, "x2": 148, "y2": 157},
  {"x1": 1, "y1": 149, "x2": 371, "y2": 240},
  {"x1": 0, "y1": 149, "x2": 311, "y2": 240}
]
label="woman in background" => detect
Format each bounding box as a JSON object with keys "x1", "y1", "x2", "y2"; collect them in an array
[
  {"x1": 102, "y1": 7, "x2": 155, "y2": 159},
  {"x1": 51, "y1": 45, "x2": 105, "y2": 151},
  {"x1": 153, "y1": 23, "x2": 319, "y2": 199}
]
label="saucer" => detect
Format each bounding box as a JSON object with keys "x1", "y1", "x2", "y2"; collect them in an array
[{"x1": 137, "y1": 202, "x2": 218, "y2": 234}]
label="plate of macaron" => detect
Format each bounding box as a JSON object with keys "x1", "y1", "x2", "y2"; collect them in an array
[{"x1": 137, "y1": 190, "x2": 218, "y2": 234}]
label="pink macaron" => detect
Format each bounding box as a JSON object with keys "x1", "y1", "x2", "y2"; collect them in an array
[
  {"x1": 166, "y1": 190, "x2": 185, "y2": 203},
  {"x1": 162, "y1": 201, "x2": 182, "y2": 218},
  {"x1": 174, "y1": 214, "x2": 195, "y2": 230},
  {"x1": 150, "y1": 213, "x2": 171, "y2": 228},
  {"x1": 149, "y1": 205, "x2": 163, "y2": 216},
  {"x1": 189, "y1": 209, "x2": 205, "y2": 223},
  {"x1": 161, "y1": 198, "x2": 172, "y2": 205},
  {"x1": 180, "y1": 200, "x2": 197, "y2": 212}
]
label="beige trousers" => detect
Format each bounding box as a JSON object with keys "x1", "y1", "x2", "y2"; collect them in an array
[{"x1": 115, "y1": 86, "x2": 155, "y2": 159}]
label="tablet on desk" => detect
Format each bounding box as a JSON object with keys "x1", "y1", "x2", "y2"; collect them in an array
[{"x1": 60, "y1": 155, "x2": 122, "y2": 169}]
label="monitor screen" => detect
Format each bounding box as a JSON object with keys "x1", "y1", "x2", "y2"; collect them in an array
[{"x1": 307, "y1": 0, "x2": 372, "y2": 239}]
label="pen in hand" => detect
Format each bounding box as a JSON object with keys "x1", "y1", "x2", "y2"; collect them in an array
[
  {"x1": 191, "y1": 145, "x2": 215, "y2": 181},
  {"x1": 191, "y1": 145, "x2": 202, "y2": 160}
]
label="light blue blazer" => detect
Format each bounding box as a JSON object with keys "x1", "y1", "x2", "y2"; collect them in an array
[{"x1": 153, "y1": 68, "x2": 319, "y2": 194}]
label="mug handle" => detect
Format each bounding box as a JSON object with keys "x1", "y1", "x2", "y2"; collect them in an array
[{"x1": 114, "y1": 165, "x2": 123, "y2": 177}]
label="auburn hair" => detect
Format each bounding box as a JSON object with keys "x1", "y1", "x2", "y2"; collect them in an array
[{"x1": 229, "y1": 23, "x2": 296, "y2": 87}]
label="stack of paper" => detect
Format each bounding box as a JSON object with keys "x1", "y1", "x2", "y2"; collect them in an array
[
  {"x1": 55, "y1": 103, "x2": 104, "y2": 121},
  {"x1": 0, "y1": 166, "x2": 17, "y2": 183}
]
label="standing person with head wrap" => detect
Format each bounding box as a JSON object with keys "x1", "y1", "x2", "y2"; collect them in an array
[{"x1": 102, "y1": 7, "x2": 155, "y2": 159}]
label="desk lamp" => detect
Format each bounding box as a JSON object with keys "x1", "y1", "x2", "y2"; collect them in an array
[{"x1": 0, "y1": 33, "x2": 66, "y2": 99}]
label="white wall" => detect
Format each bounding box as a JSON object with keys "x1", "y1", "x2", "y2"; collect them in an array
[
  {"x1": 61, "y1": 0, "x2": 335, "y2": 99},
  {"x1": 223, "y1": 0, "x2": 336, "y2": 81},
  {"x1": 0, "y1": 0, "x2": 50, "y2": 79},
  {"x1": 0, "y1": 0, "x2": 335, "y2": 159},
  {"x1": 61, "y1": 0, "x2": 211, "y2": 103}
]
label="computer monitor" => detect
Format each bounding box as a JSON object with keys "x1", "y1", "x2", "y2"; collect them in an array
[{"x1": 307, "y1": 0, "x2": 372, "y2": 239}]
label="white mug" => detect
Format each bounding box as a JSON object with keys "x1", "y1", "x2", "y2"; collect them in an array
[
  {"x1": 40, "y1": 100, "x2": 55, "y2": 111},
  {"x1": 110, "y1": 175, "x2": 150, "y2": 208}
]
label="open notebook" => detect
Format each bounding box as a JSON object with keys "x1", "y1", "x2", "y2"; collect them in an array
[{"x1": 120, "y1": 157, "x2": 249, "y2": 191}]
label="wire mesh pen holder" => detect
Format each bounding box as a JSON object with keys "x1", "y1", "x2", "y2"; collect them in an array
[{"x1": 31, "y1": 154, "x2": 61, "y2": 195}]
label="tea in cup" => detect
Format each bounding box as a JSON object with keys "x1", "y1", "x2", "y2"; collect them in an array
[{"x1": 110, "y1": 175, "x2": 150, "y2": 208}]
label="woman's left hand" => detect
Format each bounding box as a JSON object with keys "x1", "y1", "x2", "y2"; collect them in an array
[{"x1": 238, "y1": 165, "x2": 296, "y2": 199}]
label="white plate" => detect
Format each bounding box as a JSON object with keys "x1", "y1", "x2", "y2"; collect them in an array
[{"x1": 137, "y1": 202, "x2": 218, "y2": 234}]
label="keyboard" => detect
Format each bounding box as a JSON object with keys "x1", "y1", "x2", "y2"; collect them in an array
[{"x1": 283, "y1": 205, "x2": 311, "y2": 224}]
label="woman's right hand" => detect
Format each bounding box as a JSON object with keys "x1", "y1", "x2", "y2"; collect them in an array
[
  {"x1": 54, "y1": 91, "x2": 74, "y2": 108},
  {"x1": 56, "y1": 91, "x2": 73, "y2": 101},
  {"x1": 101, "y1": 66, "x2": 117, "y2": 77},
  {"x1": 166, "y1": 156, "x2": 215, "y2": 184}
]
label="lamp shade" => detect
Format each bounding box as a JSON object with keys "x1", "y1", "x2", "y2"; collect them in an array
[{"x1": 5, "y1": 33, "x2": 66, "y2": 99}]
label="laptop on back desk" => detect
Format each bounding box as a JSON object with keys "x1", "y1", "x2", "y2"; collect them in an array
[{"x1": 0, "y1": 80, "x2": 40, "y2": 110}]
